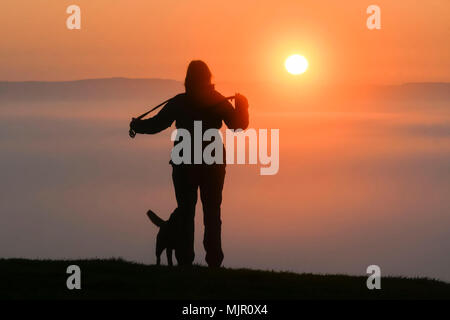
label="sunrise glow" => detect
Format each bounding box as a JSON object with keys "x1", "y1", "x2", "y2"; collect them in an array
[{"x1": 285, "y1": 55, "x2": 308, "y2": 75}]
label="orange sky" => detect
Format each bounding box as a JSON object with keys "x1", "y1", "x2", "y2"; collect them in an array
[{"x1": 1, "y1": 0, "x2": 449, "y2": 84}]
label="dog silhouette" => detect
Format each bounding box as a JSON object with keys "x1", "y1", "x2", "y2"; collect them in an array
[{"x1": 146, "y1": 208, "x2": 181, "y2": 266}]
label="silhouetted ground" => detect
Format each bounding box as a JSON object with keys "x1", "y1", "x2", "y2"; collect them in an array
[{"x1": 1, "y1": 259, "x2": 449, "y2": 300}]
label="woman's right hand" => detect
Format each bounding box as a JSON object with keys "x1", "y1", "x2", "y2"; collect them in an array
[{"x1": 129, "y1": 118, "x2": 138, "y2": 138}]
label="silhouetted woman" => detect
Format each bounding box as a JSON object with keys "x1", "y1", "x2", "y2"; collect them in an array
[{"x1": 130, "y1": 61, "x2": 249, "y2": 267}]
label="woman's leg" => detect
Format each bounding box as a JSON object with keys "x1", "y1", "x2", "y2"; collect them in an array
[
  {"x1": 199, "y1": 164, "x2": 226, "y2": 267},
  {"x1": 172, "y1": 165, "x2": 198, "y2": 265}
]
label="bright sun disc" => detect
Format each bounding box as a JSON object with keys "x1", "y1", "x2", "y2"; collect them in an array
[{"x1": 285, "y1": 54, "x2": 308, "y2": 75}]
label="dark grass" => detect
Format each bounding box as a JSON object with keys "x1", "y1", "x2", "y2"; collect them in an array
[{"x1": 1, "y1": 258, "x2": 449, "y2": 300}]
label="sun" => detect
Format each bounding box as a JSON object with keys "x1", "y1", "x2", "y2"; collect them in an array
[{"x1": 285, "y1": 54, "x2": 308, "y2": 75}]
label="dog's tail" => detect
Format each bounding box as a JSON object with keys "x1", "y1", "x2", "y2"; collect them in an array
[{"x1": 146, "y1": 209, "x2": 165, "y2": 227}]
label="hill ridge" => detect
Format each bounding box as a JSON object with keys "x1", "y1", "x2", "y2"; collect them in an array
[{"x1": 1, "y1": 258, "x2": 449, "y2": 300}]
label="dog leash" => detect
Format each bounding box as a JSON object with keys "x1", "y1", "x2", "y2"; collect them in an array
[
  {"x1": 129, "y1": 98, "x2": 173, "y2": 138},
  {"x1": 129, "y1": 95, "x2": 235, "y2": 138}
]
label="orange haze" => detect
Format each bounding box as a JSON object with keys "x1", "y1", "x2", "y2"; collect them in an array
[{"x1": 0, "y1": 0, "x2": 449, "y2": 84}]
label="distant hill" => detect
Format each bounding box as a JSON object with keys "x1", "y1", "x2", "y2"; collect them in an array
[
  {"x1": 0, "y1": 78, "x2": 448, "y2": 103},
  {"x1": 1, "y1": 259, "x2": 449, "y2": 299},
  {"x1": 0, "y1": 78, "x2": 183, "y2": 101},
  {"x1": 371, "y1": 82, "x2": 450, "y2": 101}
]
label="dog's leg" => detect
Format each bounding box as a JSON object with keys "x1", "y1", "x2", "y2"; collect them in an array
[
  {"x1": 156, "y1": 241, "x2": 163, "y2": 266},
  {"x1": 167, "y1": 248, "x2": 173, "y2": 266}
]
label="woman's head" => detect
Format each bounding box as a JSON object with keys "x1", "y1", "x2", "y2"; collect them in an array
[{"x1": 184, "y1": 60, "x2": 214, "y2": 94}]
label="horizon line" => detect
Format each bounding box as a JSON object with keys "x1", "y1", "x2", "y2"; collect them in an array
[{"x1": 0, "y1": 77, "x2": 449, "y2": 87}]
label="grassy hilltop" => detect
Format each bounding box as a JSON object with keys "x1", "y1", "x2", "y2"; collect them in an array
[{"x1": 1, "y1": 259, "x2": 449, "y2": 300}]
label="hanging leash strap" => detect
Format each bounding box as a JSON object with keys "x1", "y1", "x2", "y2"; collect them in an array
[
  {"x1": 129, "y1": 95, "x2": 235, "y2": 139},
  {"x1": 129, "y1": 97, "x2": 174, "y2": 138}
]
